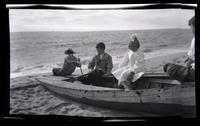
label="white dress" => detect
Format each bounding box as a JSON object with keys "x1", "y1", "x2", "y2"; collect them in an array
[{"x1": 113, "y1": 49, "x2": 145, "y2": 85}]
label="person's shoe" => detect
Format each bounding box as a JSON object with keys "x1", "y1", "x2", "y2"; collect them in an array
[
  {"x1": 163, "y1": 63, "x2": 170, "y2": 72},
  {"x1": 62, "y1": 77, "x2": 77, "y2": 82}
]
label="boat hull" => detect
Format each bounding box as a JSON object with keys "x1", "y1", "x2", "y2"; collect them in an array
[{"x1": 36, "y1": 73, "x2": 196, "y2": 117}]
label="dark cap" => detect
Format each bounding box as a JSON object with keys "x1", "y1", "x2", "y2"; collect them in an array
[
  {"x1": 65, "y1": 48, "x2": 75, "y2": 54},
  {"x1": 128, "y1": 35, "x2": 140, "y2": 51},
  {"x1": 96, "y1": 42, "x2": 105, "y2": 50}
]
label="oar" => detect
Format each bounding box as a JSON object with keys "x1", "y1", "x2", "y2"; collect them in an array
[
  {"x1": 77, "y1": 57, "x2": 83, "y2": 75},
  {"x1": 80, "y1": 66, "x2": 83, "y2": 75}
]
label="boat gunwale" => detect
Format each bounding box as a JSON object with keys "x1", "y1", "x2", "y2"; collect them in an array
[{"x1": 36, "y1": 78, "x2": 195, "y2": 98}]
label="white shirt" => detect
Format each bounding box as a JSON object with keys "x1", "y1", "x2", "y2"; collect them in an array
[
  {"x1": 100, "y1": 53, "x2": 104, "y2": 60},
  {"x1": 191, "y1": 63, "x2": 195, "y2": 70},
  {"x1": 187, "y1": 38, "x2": 195, "y2": 61}
]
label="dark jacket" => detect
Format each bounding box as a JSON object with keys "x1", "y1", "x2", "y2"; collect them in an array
[
  {"x1": 88, "y1": 52, "x2": 113, "y2": 74},
  {"x1": 164, "y1": 63, "x2": 195, "y2": 82}
]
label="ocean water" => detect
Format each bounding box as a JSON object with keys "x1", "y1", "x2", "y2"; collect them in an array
[
  {"x1": 10, "y1": 29, "x2": 193, "y2": 117},
  {"x1": 10, "y1": 29, "x2": 192, "y2": 78}
]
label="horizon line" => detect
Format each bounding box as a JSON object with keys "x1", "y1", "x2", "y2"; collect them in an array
[{"x1": 10, "y1": 28, "x2": 190, "y2": 33}]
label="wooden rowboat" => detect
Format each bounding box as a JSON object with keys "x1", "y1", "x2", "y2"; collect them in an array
[{"x1": 36, "y1": 72, "x2": 196, "y2": 117}]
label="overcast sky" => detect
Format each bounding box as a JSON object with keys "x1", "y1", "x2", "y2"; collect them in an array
[{"x1": 9, "y1": 8, "x2": 195, "y2": 32}]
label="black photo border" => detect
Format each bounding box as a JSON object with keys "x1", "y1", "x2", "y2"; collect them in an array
[{"x1": 1, "y1": 0, "x2": 199, "y2": 123}]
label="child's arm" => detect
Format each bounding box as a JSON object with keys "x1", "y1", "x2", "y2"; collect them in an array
[
  {"x1": 65, "y1": 57, "x2": 76, "y2": 63},
  {"x1": 75, "y1": 57, "x2": 81, "y2": 67},
  {"x1": 104, "y1": 55, "x2": 113, "y2": 76},
  {"x1": 134, "y1": 53, "x2": 145, "y2": 73},
  {"x1": 119, "y1": 53, "x2": 129, "y2": 68},
  {"x1": 65, "y1": 56, "x2": 80, "y2": 64},
  {"x1": 88, "y1": 56, "x2": 96, "y2": 70}
]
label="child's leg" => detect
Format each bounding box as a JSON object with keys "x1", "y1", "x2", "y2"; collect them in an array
[
  {"x1": 163, "y1": 63, "x2": 190, "y2": 82},
  {"x1": 120, "y1": 81, "x2": 133, "y2": 90},
  {"x1": 52, "y1": 68, "x2": 62, "y2": 76},
  {"x1": 118, "y1": 71, "x2": 135, "y2": 90},
  {"x1": 126, "y1": 71, "x2": 135, "y2": 82},
  {"x1": 87, "y1": 69, "x2": 104, "y2": 85}
]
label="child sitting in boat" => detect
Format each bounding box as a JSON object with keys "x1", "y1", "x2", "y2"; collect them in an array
[
  {"x1": 113, "y1": 34, "x2": 145, "y2": 90},
  {"x1": 52, "y1": 48, "x2": 81, "y2": 77},
  {"x1": 77, "y1": 42, "x2": 117, "y2": 87}
]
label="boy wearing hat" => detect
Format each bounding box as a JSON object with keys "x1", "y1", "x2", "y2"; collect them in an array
[
  {"x1": 163, "y1": 16, "x2": 195, "y2": 82},
  {"x1": 52, "y1": 48, "x2": 81, "y2": 76},
  {"x1": 113, "y1": 34, "x2": 145, "y2": 90}
]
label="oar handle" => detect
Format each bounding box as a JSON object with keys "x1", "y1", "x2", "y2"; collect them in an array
[
  {"x1": 80, "y1": 66, "x2": 83, "y2": 75},
  {"x1": 77, "y1": 57, "x2": 83, "y2": 75}
]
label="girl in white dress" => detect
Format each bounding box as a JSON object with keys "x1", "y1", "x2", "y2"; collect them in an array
[{"x1": 113, "y1": 34, "x2": 145, "y2": 90}]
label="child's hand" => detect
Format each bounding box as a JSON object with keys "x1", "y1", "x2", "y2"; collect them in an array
[
  {"x1": 102, "y1": 73, "x2": 112, "y2": 77},
  {"x1": 88, "y1": 67, "x2": 93, "y2": 71},
  {"x1": 184, "y1": 57, "x2": 189, "y2": 63},
  {"x1": 185, "y1": 57, "x2": 194, "y2": 67},
  {"x1": 76, "y1": 61, "x2": 81, "y2": 67}
]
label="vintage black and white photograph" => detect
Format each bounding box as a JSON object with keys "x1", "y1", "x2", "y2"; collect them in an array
[{"x1": 9, "y1": 4, "x2": 196, "y2": 118}]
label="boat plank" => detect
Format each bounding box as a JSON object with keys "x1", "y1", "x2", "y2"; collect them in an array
[{"x1": 36, "y1": 73, "x2": 195, "y2": 108}]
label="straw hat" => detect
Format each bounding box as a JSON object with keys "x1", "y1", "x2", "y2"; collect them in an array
[{"x1": 65, "y1": 48, "x2": 75, "y2": 54}]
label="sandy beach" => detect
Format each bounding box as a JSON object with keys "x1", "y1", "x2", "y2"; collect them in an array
[{"x1": 10, "y1": 51, "x2": 188, "y2": 117}]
